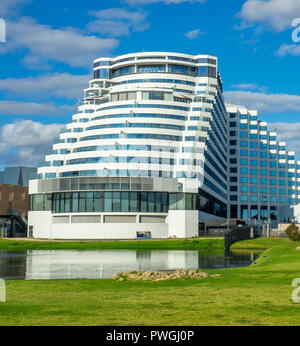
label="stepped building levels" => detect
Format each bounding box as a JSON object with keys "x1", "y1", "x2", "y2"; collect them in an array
[
  {"x1": 29, "y1": 52, "x2": 228, "y2": 239},
  {"x1": 28, "y1": 52, "x2": 299, "y2": 239}
]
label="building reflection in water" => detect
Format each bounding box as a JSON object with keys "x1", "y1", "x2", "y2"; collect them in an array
[{"x1": 0, "y1": 249, "x2": 258, "y2": 280}]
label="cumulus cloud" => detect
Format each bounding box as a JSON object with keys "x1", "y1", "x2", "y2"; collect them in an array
[
  {"x1": 238, "y1": 0, "x2": 300, "y2": 32},
  {"x1": 124, "y1": 0, "x2": 205, "y2": 5},
  {"x1": 276, "y1": 43, "x2": 300, "y2": 56},
  {"x1": 0, "y1": 17, "x2": 118, "y2": 68},
  {"x1": 224, "y1": 90, "x2": 300, "y2": 114},
  {"x1": 268, "y1": 122, "x2": 300, "y2": 153},
  {"x1": 0, "y1": 120, "x2": 63, "y2": 166},
  {"x1": 184, "y1": 28, "x2": 205, "y2": 39},
  {"x1": 88, "y1": 8, "x2": 149, "y2": 37},
  {"x1": 0, "y1": 101, "x2": 73, "y2": 116},
  {"x1": 0, "y1": 73, "x2": 90, "y2": 100},
  {"x1": 230, "y1": 83, "x2": 268, "y2": 93},
  {"x1": 0, "y1": 0, "x2": 29, "y2": 17},
  {"x1": 230, "y1": 83, "x2": 259, "y2": 90}
]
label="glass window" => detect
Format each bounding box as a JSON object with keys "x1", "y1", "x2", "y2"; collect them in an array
[
  {"x1": 31, "y1": 194, "x2": 45, "y2": 211},
  {"x1": 130, "y1": 192, "x2": 138, "y2": 212},
  {"x1": 94, "y1": 192, "x2": 103, "y2": 212},
  {"x1": 169, "y1": 64, "x2": 197, "y2": 76},
  {"x1": 72, "y1": 193, "x2": 79, "y2": 212},
  {"x1": 54, "y1": 194, "x2": 60, "y2": 213},
  {"x1": 79, "y1": 193, "x2": 86, "y2": 212},
  {"x1": 138, "y1": 65, "x2": 166, "y2": 73},
  {"x1": 142, "y1": 91, "x2": 172, "y2": 101},
  {"x1": 112, "y1": 192, "x2": 121, "y2": 212},
  {"x1": 104, "y1": 192, "x2": 112, "y2": 212},
  {"x1": 155, "y1": 193, "x2": 162, "y2": 212},
  {"x1": 120, "y1": 192, "x2": 129, "y2": 212},
  {"x1": 162, "y1": 193, "x2": 168, "y2": 212},
  {"x1": 64, "y1": 193, "x2": 71, "y2": 213}
]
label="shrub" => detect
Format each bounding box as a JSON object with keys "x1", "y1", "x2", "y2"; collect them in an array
[{"x1": 286, "y1": 223, "x2": 300, "y2": 242}]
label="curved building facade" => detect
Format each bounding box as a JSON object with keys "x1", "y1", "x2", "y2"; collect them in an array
[{"x1": 28, "y1": 52, "x2": 228, "y2": 239}]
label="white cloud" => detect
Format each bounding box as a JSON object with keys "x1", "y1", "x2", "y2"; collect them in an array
[
  {"x1": 0, "y1": 101, "x2": 73, "y2": 116},
  {"x1": 238, "y1": 0, "x2": 300, "y2": 32},
  {"x1": 1, "y1": 17, "x2": 118, "y2": 68},
  {"x1": 2, "y1": 121, "x2": 62, "y2": 147},
  {"x1": 230, "y1": 83, "x2": 268, "y2": 93},
  {"x1": 268, "y1": 121, "x2": 300, "y2": 153},
  {"x1": 88, "y1": 8, "x2": 149, "y2": 37},
  {"x1": 124, "y1": 0, "x2": 205, "y2": 5},
  {"x1": 0, "y1": 73, "x2": 90, "y2": 99},
  {"x1": 224, "y1": 90, "x2": 300, "y2": 114},
  {"x1": 276, "y1": 43, "x2": 300, "y2": 56},
  {"x1": 184, "y1": 28, "x2": 205, "y2": 39},
  {"x1": 0, "y1": 0, "x2": 29, "y2": 17},
  {"x1": 230, "y1": 83, "x2": 259, "y2": 90},
  {"x1": 0, "y1": 120, "x2": 63, "y2": 166}
]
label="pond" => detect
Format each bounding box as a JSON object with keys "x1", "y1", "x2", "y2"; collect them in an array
[{"x1": 0, "y1": 249, "x2": 260, "y2": 280}]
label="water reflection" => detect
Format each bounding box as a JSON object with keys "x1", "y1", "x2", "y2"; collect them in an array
[{"x1": 0, "y1": 249, "x2": 259, "y2": 280}]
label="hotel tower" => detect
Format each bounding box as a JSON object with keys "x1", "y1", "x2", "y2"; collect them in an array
[{"x1": 28, "y1": 52, "x2": 299, "y2": 239}]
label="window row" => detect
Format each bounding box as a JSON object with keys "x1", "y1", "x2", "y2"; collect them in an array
[{"x1": 30, "y1": 192, "x2": 198, "y2": 213}]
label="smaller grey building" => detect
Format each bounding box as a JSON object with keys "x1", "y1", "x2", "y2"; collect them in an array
[{"x1": 0, "y1": 167, "x2": 37, "y2": 187}]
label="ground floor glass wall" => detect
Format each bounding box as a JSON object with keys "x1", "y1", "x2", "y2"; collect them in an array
[{"x1": 30, "y1": 190, "x2": 226, "y2": 217}]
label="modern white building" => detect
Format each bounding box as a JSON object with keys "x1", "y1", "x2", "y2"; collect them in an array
[
  {"x1": 28, "y1": 52, "x2": 228, "y2": 239},
  {"x1": 28, "y1": 51, "x2": 300, "y2": 239}
]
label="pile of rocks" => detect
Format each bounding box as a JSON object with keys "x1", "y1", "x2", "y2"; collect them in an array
[{"x1": 109, "y1": 269, "x2": 222, "y2": 282}]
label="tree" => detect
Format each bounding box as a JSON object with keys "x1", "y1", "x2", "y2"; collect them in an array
[{"x1": 286, "y1": 223, "x2": 300, "y2": 242}]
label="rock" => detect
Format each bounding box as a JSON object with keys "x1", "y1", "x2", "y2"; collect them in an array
[
  {"x1": 188, "y1": 269, "x2": 197, "y2": 277},
  {"x1": 175, "y1": 271, "x2": 182, "y2": 278},
  {"x1": 197, "y1": 272, "x2": 210, "y2": 278},
  {"x1": 142, "y1": 272, "x2": 151, "y2": 280},
  {"x1": 128, "y1": 274, "x2": 138, "y2": 280},
  {"x1": 110, "y1": 274, "x2": 120, "y2": 280},
  {"x1": 111, "y1": 269, "x2": 216, "y2": 282}
]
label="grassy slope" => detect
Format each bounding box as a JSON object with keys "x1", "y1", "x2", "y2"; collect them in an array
[
  {"x1": 0, "y1": 238, "x2": 300, "y2": 326},
  {"x1": 0, "y1": 237, "x2": 223, "y2": 251}
]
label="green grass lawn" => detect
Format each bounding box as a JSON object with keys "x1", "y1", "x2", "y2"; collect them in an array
[
  {"x1": 0, "y1": 237, "x2": 300, "y2": 326},
  {"x1": 0, "y1": 237, "x2": 223, "y2": 251}
]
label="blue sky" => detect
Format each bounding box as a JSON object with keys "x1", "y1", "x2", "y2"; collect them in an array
[{"x1": 0, "y1": 0, "x2": 300, "y2": 168}]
